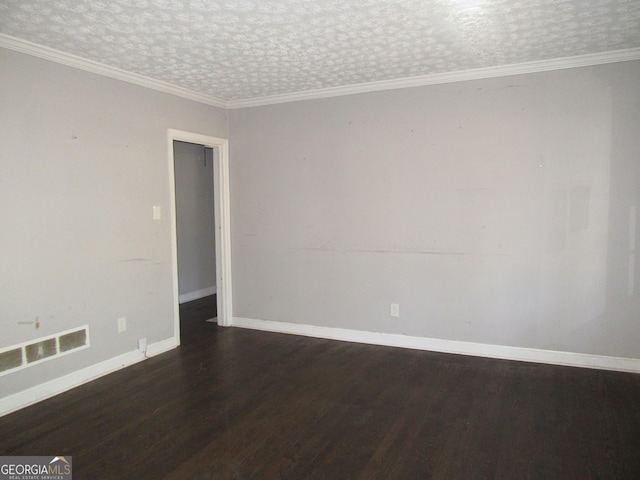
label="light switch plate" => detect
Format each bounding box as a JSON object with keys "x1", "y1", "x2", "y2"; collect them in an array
[{"x1": 117, "y1": 317, "x2": 127, "y2": 333}]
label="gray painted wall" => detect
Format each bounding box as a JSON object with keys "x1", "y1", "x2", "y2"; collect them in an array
[
  {"x1": 228, "y1": 61, "x2": 640, "y2": 359},
  {"x1": 173, "y1": 141, "x2": 216, "y2": 299},
  {"x1": 0, "y1": 48, "x2": 227, "y2": 397},
  {"x1": 2, "y1": 43, "x2": 639, "y2": 409}
]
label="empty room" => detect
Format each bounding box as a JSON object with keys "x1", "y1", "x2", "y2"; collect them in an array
[{"x1": 1, "y1": 1, "x2": 640, "y2": 478}]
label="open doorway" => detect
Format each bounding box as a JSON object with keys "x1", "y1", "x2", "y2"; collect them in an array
[
  {"x1": 168, "y1": 130, "x2": 232, "y2": 346},
  {"x1": 174, "y1": 141, "x2": 217, "y2": 339}
]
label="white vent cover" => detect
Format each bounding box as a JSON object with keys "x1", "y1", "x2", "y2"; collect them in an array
[{"x1": 0, "y1": 326, "x2": 90, "y2": 377}]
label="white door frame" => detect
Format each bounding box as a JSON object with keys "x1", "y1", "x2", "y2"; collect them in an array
[{"x1": 168, "y1": 129, "x2": 233, "y2": 342}]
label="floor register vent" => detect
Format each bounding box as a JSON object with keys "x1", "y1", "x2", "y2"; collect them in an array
[{"x1": 0, "y1": 326, "x2": 89, "y2": 377}]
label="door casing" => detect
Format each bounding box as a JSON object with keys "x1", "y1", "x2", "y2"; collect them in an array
[{"x1": 168, "y1": 129, "x2": 233, "y2": 343}]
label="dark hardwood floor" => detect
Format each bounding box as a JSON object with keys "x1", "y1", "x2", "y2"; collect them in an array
[{"x1": 2, "y1": 296, "x2": 640, "y2": 479}]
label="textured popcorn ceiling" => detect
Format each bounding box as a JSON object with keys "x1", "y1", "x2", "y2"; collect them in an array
[{"x1": 1, "y1": 0, "x2": 639, "y2": 102}]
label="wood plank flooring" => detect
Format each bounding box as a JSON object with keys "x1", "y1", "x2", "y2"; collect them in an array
[{"x1": 2, "y1": 296, "x2": 640, "y2": 479}]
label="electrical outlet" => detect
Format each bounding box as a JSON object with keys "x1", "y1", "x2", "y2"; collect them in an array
[
  {"x1": 390, "y1": 303, "x2": 400, "y2": 317},
  {"x1": 117, "y1": 317, "x2": 127, "y2": 333},
  {"x1": 138, "y1": 337, "x2": 147, "y2": 354}
]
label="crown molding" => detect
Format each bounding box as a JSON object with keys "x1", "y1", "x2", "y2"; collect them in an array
[
  {"x1": 2, "y1": 33, "x2": 639, "y2": 111},
  {"x1": 226, "y1": 47, "x2": 640, "y2": 109},
  {"x1": 0, "y1": 34, "x2": 227, "y2": 109}
]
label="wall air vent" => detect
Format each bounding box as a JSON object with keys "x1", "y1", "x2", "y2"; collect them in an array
[{"x1": 0, "y1": 326, "x2": 90, "y2": 377}]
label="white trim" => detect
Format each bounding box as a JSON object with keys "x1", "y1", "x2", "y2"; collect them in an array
[
  {"x1": 226, "y1": 48, "x2": 640, "y2": 109},
  {"x1": 145, "y1": 337, "x2": 178, "y2": 357},
  {"x1": 232, "y1": 317, "x2": 640, "y2": 374},
  {"x1": 0, "y1": 337, "x2": 177, "y2": 417},
  {"x1": 179, "y1": 286, "x2": 217, "y2": 304},
  {"x1": 168, "y1": 130, "x2": 233, "y2": 334},
  {"x1": 0, "y1": 34, "x2": 226, "y2": 108},
  {"x1": 3, "y1": 34, "x2": 639, "y2": 110},
  {"x1": 213, "y1": 140, "x2": 234, "y2": 327}
]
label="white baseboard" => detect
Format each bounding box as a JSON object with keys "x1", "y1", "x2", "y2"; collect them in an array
[
  {"x1": 179, "y1": 286, "x2": 216, "y2": 304},
  {"x1": 232, "y1": 317, "x2": 640, "y2": 374},
  {"x1": 146, "y1": 337, "x2": 178, "y2": 357},
  {"x1": 0, "y1": 336, "x2": 178, "y2": 417}
]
